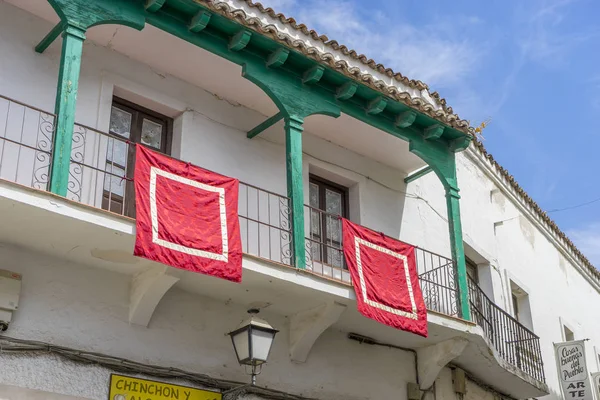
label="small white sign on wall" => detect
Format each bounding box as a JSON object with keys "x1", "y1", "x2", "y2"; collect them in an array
[{"x1": 554, "y1": 340, "x2": 594, "y2": 400}]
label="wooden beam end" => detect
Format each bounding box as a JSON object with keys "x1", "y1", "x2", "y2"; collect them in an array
[
  {"x1": 266, "y1": 48, "x2": 290, "y2": 68},
  {"x1": 424, "y1": 124, "x2": 445, "y2": 140},
  {"x1": 229, "y1": 30, "x2": 252, "y2": 51},
  {"x1": 302, "y1": 65, "x2": 325, "y2": 85},
  {"x1": 395, "y1": 110, "x2": 417, "y2": 128},
  {"x1": 366, "y1": 96, "x2": 387, "y2": 115},
  {"x1": 336, "y1": 82, "x2": 358, "y2": 101},
  {"x1": 189, "y1": 10, "x2": 212, "y2": 32}
]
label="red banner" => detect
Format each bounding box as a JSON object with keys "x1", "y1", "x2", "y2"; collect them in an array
[
  {"x1": 134, "y1": 145, "x2": 242, "y2": 283},
  {"x1": 342, "y1": 219, "x2": 427, "y2": 337}
]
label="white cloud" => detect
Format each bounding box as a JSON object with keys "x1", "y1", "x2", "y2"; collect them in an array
[
  {"x1": 567, "y1": 223, "x2": 600, "y2": 268},
  {"x1": 288, "y1": 0, "x2": 482, "y2": 88},
  {"x1": 260, "y1": 0, "x2": 297, "y2": 13},
  {"x1": 518, "y1": 0, "x2": 599, "y2": 64}
]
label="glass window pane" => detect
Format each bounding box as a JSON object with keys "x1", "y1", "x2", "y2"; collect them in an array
[
  {"x1": 103, "y1": 164, "x2": 126, "y2": 197},
  {"x1": 309, "y1": 183, "x2": 319, "y2": 208},
  {"x1": 141, "y1": 118, "x2": 163, "y2": 149},
  {"x1": 326, "y1": 214, "x2": 341, "y2": 243},
  {"x1": 105, "y1": 137, "x2": 128, "y2": 166},
  {"x1": 109, "y1": 106, "x2": 132, "y2": 138},
  {"x1": 325, "y1": 189, "x2": 342, "y2": 215}
]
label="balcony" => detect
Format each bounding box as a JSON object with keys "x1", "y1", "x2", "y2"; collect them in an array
[{"x1": 0, "y1": 94, "x2": 546, "y2": 392}]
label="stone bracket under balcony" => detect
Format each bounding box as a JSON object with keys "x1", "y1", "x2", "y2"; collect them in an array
[
  {"x1": 417, "y1": 337, "x2": 469, "y2": 389},
  {"x1": 289, "y1": 301, "x2": 347, "y2": 363},
  {"x1": 129, "y1": 264, "x2": 182, "y2": 327}
]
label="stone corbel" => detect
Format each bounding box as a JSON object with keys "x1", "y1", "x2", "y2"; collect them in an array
[
  {"x1": 129, "y1": 265, "x2": 181, "y2": 326},
  {"x1": 416, "y1": 337, "x2": 469, "y2": 390},
  {"x1": 289, "y1": 301, "x2": 347, "y2": 363}
]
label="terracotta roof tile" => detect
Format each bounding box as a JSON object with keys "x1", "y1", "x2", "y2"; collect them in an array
[{"x1": 194, "y1": 0, "x2": 474, "y2": 135}]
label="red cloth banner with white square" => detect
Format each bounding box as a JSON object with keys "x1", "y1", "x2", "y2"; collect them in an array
[
  {"x1": 342, "y1": 218, "x2": 427, "y2": 337},
  {"x1": 134, "y1": 145, "x2": 242, "y2": 283}
]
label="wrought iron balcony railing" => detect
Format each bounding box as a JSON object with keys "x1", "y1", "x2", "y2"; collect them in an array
[
  {"x1": 306, "y1": 204, "x2": 545, "y2": 383},
  {"x1": 0, "y1": 95, "x2": 54, "y2": 191},
  {"x1": 305, "y1": 206, "x2": 459, "y2": 315},
  {"x1": 0, "y1": 94, "x2": 544, "y2": 384},
  {"x1": 468, "y1": 277, "x2": 545, "y2": 383}
]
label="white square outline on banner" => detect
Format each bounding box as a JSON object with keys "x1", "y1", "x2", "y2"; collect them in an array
[
  {"x1": 149, "y1": 166, "x2": 228, "y2": 262},
  {"x1": 354, "y1": 236, "x2": 418, "y2": 320}
]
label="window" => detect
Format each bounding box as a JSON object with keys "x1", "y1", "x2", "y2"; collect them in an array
[
  {"x1": 309, "y1": 175, "x2": 348, "y2": 268},
  {"x1": 510, "y1": 280, "x2": 533, "y2": 330},
  {"x1": 512, "y1": 293, "x2": 520, "y2": 321},
  {"x1": 466, "y1": 257, "x2": 479, "y2": 283},
  {"x1": 103, "y1": 97, "x2": 172, "y2": 217},
  {"x1": 563, "y1": 325, "x2": 575, "y2": 342}
]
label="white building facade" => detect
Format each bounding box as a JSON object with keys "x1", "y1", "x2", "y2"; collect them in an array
[{"x1": 0, "y1": 1, "x2": 598, "y2": 400}]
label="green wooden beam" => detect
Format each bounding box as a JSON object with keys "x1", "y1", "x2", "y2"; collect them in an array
[
  {"x1": 247, "y1": 112, "x2": 283, "y2": 139},
  {"x1": 35, "y1": 22, "x2": 64, "y2": 54},
  {"x1": 188, "y1": 10, "x2": 212, "y2": 32},
  {"x1": 404, "y1": 166, "x2": 433, "y2": 184},
  {"x1": 267, "y1": 48, "x2": 289, "y2": 68},
  {"x1": 49, "y1": 24, "x2": 86, "y2": 196},
  {"x1": 229, "y1": 30, "x2": 252, "y2": 52},
  {"x1": 449, "y1": 136, "x2": 472, "y2": 153},
  {"x1": 302, "y1": 65, "x2": 325, "y2": 85},
  {"x1": 285, "y1": 115, "x2": 306, "y2": 269},
  {"x1": 424, "y1": 124, "x2": 444, "y2": 140},
  {"x1": 445, "y1": 185, "x2": 471, "y2": 321},
  {"x1": 145, "y1": 0, "x2": 166, "y2": 12},
  {"x1": 395, "y1": 110, "x2": 417, "y2": 128},
  {"x1": 366, "y1": 96, "x2": 387, "y2": 115},
  {"x1": 336, "y1": 82, "x2": 358, "y2": 101}
]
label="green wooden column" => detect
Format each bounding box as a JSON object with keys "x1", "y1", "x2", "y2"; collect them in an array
[
  {"x1": 445, "y1": 184, "x2": 471, "y2": 320},
  {"x1": 49, "y1": 24, "x2": 85, "y2": 196},
  {"x1": 285, "y1": 115, "x2": 306, "y2": 269}
]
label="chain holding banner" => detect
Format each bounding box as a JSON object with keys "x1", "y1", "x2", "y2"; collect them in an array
[{"x1": 554, "y1": 340, "x2": 593, "y2": 400}]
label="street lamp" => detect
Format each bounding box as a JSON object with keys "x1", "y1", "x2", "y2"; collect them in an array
[{"x1": 227, "y1": 309, "x2": 278, "y2": 385}]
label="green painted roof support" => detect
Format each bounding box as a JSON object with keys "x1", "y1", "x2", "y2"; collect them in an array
[
  {"x1": 285, "y1": 116, "x2": 306, "y2": 269},
  {"x1": 35, "y1": 22, "x2": 64, "y2": 53},
  {"x1": 49, "y1": 24, "x2": 86, "y2": 196},
  {"x1": 404, "y1": 166, "x2": 433, "y2": 184},
  {"x1": 247, "y1": 112, "x2": 283, "y2": 139},
  {"x1": 446, "y1": 186, "x2": 471, "y2": 320}
]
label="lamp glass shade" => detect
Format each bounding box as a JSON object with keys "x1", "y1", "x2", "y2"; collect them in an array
[
  {"x1": 250, "y1": 327, "x2": 275, "y2": 364},
  {"x1": 231, "y1": 328, "x2": 250, "y2": 362},
  {"x1": 228, "y1": 315, "x2": 278, "y2": 366}
]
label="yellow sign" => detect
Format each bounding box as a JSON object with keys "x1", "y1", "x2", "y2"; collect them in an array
[{"x1": 109, "y1": 374, "x2": 221, "y2": 400}]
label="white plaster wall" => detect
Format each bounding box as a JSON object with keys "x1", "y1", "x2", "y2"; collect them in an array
[{"x1": 0, "y1": 244, "x2": 417, "y2": 400}]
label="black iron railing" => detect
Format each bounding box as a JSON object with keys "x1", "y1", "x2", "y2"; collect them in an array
[
  {"x1": 238, "y1": 183, "x2": 292, "y2": 266},
  {"x1": 305, "y1": 204, "x2": 349, "y2": 284},
  {"x1": 304, "y1": 207, "x2": 460, "y2": 316},
  {"x1": 65, "y1": 124, "x2": 294, "y2": 267},
  {"x1": 416, "y1": 249, "x2": 460, "y2": 318},
  {"x1": 468, "y1": 277, "x2": 545, "y2": 382},
  {"x1": 0, "y1": 95, "x2": 55, "y2": 191}
]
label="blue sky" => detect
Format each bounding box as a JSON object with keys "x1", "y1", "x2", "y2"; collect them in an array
[{"x1": 266, "y1": 0, "x2": 600, "y2": 266}]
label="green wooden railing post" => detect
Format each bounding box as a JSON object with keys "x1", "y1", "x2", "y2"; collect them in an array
[
  {"x1": 284, "y1": 115, "x2": 306, "y2": 269},
  {"x1": 445, "y1": 184, "x2": 471, "y2": 320},
  {"x1": 49, "y1": 24, "x2": 86, "y2": 196}
]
